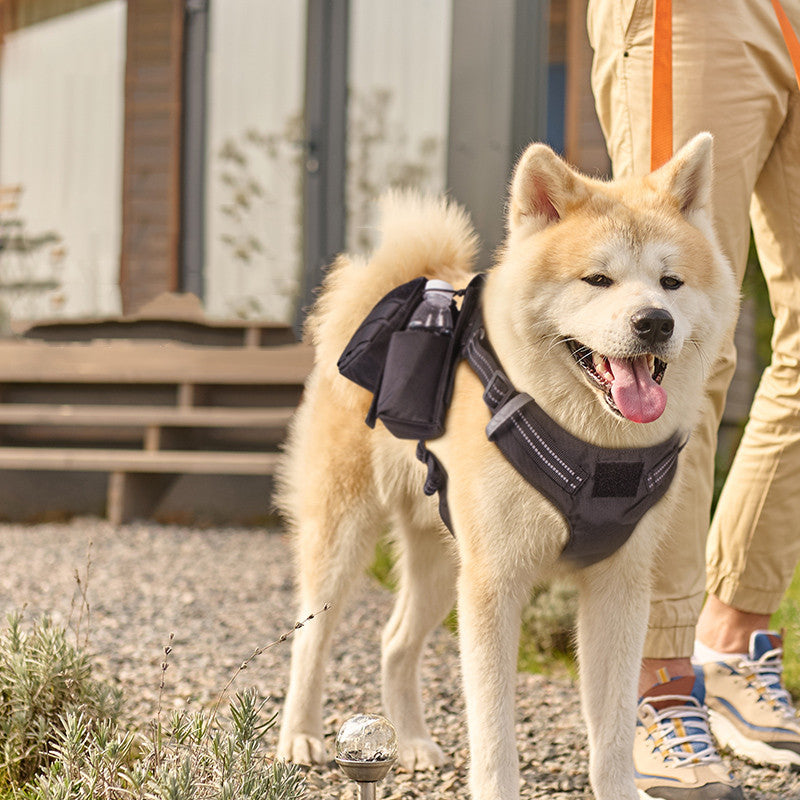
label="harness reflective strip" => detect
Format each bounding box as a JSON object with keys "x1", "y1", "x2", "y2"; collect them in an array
[
  {"x1": 464, "y1": 334, "x2": 585, "y2": 494},
  {"x1": 646, "y1": 447, "x2": 681, "y2": 491}
]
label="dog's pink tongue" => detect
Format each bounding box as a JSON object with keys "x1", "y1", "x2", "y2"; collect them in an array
[{"x1": 608, "y1": 356, "x2": 666, "y2": 423}]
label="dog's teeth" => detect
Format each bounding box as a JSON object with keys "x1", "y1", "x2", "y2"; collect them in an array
[
  {"x1": 647, "y1": 354, "x2": 655, "y2": 375},
  {"x1": 592, "y1": 353, "x2": 613, "y2": 384}
]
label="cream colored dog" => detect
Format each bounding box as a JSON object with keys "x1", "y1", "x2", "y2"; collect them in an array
[{"x1": 276, "y1": 134, "x2": 737, "y2": 800}]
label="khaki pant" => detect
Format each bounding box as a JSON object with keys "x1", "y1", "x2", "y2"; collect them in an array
[{"x1": 588, "y1": 0, "x2": 800, "y2": 657}]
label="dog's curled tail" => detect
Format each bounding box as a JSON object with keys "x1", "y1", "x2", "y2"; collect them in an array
[{"x1": 307, "y1": 190, "x2": 480, "y2": 392}]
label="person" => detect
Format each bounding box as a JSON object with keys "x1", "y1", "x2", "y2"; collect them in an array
[{"x1": 587, "y1": 1, "x2": 800, "y2": 798}]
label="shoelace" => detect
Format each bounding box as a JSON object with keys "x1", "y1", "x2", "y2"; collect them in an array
[
  {"x1": 641, "y1": 693, "x2": 721, "y2": 766},
  {"x1": 738, "y1": 646, "x2": 799, "y2": 720}
]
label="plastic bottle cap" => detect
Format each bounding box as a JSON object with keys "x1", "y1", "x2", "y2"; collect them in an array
[{"x1": 425, "y1": 279, "x2": 454, "y2": 293}]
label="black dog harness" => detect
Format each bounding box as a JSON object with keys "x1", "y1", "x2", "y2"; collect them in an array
[{"x1": 339, "y1": 274, "x2": 686, "y2": 568}]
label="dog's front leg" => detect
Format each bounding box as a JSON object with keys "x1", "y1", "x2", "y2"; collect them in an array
[
  {"x1": 458, "y1": 560, "x2": 524, "y2": 800},
  {"x1": 575, "y1": 544, "x2": 652, "y2": 800}
]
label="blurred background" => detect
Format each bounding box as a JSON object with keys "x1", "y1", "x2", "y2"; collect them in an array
[{"x1": 0, "y1": 0, "x2": 767, "y2": 524}]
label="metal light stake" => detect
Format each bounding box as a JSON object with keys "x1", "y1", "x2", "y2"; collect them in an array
[{"x1": 335, "y1": 714, "x2": 397, "y2": 800}]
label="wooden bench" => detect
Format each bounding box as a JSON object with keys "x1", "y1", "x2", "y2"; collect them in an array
[{"x1": 0, "y1": 335, "x2": 314, "y2": 524}]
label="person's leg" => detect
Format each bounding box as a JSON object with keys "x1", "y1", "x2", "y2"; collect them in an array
[
  {"x1": 588, "y1": 0, "x2": 794, "y2": 792},
  {"x1": 703, "y1": 86, "x2": 800, "y2": 629},
  {"x1": 589, "y1": 0, "x2": 789, "y2": 664},
  {"x1": 693, "y1": 78, "x2": 800, "y2": 768}
]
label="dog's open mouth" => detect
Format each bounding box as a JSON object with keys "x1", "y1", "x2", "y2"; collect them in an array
[{"x1": 567, "y1": 340, "x2": 667, "y2": 423}]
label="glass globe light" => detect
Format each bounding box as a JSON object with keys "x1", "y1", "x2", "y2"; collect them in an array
[{"x1": 335, "y1": 714, "x2": 397, "y2": 788}]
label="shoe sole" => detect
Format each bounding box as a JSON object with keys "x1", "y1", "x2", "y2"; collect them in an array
[
  {"x1": 637, "y1": 789, "x2": 738, "y2": 800},
  {"x1": 709, "y1": 708, "x2": 800, "y2": 768}
]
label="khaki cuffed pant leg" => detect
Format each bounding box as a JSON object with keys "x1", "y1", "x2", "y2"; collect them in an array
[
  {"x1": 587, "y1": 0, "x2": 800, "y2": 657},
  {"x1": 706, "y1": 84, "x2": 800, "y2": 614}
]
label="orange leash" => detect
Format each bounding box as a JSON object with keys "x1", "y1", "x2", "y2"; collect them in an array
[
  {"x1": 650, "y1": 0, "x2": 672, "y2": 171},
  {"x1": 771, "y1": 0, "x2": 800, "y2": 85},
  {"x1": 650, "y1": 0, "x2": 800, "y2": 172}
]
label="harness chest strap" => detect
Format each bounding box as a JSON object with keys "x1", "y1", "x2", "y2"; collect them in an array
[{"x1": 420, "y1": 276, "x2": 686, "y2": 569}]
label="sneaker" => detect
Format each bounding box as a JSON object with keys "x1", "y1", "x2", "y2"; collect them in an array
[
  {"x1": 700, "y1": 630, "x2": 800, "y2": 769},
  {"x1": 634, "y1": 670, "x2": 744, "y2": 799}
]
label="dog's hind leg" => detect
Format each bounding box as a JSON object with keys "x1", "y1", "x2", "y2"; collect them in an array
[
  {"x1": 380, "y1": 511, "x2": 457, "y2": 770},
  {"x1": 574, "y1": 542, "x2": 653, "y2": 800},
  {"x1": 277, "y1": 495, "x2": 384, "y2": 765}
]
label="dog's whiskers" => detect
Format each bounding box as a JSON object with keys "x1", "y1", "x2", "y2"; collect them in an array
[{"x1": 689, "y1": 338, "x2": 713, "y2": 380}]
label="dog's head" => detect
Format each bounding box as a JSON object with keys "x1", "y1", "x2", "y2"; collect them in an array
[{"x1": 488, "y1": 133, "x2": 737, "y2": 432}]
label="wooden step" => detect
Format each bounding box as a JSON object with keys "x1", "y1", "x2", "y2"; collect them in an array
[
  {"x1": 0, "y1": 447, "x2": 280, "y2": 474},
  {"x1": 0, "y1": 333, "x2": 310, "y2": 523},
  {"x1": 0, "y1": 403, "x2": 295, "y2": 429},
  {"x1": 0, "y1": 340, "x2": 314, "y2": 384}
]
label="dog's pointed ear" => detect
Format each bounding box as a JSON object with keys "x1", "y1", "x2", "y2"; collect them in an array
[
  {"x1": 508, "y1": 143, "x2": 587, "y2": 232},
  {"x1": 651, "y1": 132, "x2": 713, "y2": 217}
]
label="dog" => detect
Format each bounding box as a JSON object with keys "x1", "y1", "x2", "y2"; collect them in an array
[{"x1": 275, "y1": 133, "x2": 737, "y2": 800}]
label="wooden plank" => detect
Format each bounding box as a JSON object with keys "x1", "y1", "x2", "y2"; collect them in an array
[
  {"x1": 0, "y1": 404, "x2": 295, "y2": 428},
  {"x1": 107, "y1": 470, "x2": 177, "y2": 525},
  {"x1": 0, "y1": 447, "x2": 281, "y2": 474},
  {"x1": 0, "y1": 341, "x2": 314, "y2": 384}
]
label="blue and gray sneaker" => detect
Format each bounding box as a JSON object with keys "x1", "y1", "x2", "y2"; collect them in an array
[
  {"x1": 634, "y1": 669, "x2": 743, "y2": 799},
  {"x1": 700, "y1": 630, "x2": 800, "y2": 769}
]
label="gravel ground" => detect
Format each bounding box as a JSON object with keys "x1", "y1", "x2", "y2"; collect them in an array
[{"x1": 0, "y1": 518, "x2": 797, "y2": 799}]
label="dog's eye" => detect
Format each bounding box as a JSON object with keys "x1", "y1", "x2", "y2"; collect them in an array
[
  {"x1": 582, "y1": 274, "x2": 613, "y2": 288},
  {"x1": 660, "y1": 276, "x2": 684, "y2": 290}
]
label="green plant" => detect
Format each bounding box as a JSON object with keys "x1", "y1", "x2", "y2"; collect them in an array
[
  {"x1": 772, "y1": 564, "x2": 800, "y2": 697},
  {"x1": 0, "y1": 612, "x2": 122, "y2": 787},
  {"x1": 518, "y1": 582, "x2": 578, "y2": 678},
  {"x1": 0, "y1": 600, "x2": 323, "y2": 800},
  {"x1": 23, "y1": 690, "x2": 305, "y2": 800}
]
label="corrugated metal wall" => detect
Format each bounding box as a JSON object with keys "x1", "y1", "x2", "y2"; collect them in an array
[
  {"x1": 346, "y1": 0, "x2": 452, "y2": 256},
  {"x1": 204, "y1": 0, "x2": 306, "y2": 323},
  {"x1": 204, "y1": 0, "x2": 452, "y2": 324},
  {"x1": 0, "y1": 0, "x2": 126, "y2": 322}
]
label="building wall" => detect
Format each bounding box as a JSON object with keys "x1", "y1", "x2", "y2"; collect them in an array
[
  {"x1": 118, "y1": 0, "x2": 183, "y2": 314},
  {"x1": 0, "y1": 0, "x2": 126, "y2": 322},
  {"x1": 345, "y1": 0, "x2": 452, "y2": 256},
  {"x1": 203, "y1": 0, "x2": 306, "y2": 322}
]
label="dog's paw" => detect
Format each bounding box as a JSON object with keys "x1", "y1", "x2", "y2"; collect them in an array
[
  {"x1": 277, "y1": 733, "x2": 327, "y2": 766},
  {"x1": 397, "y1": 737, "x2": 446, "y2": 771}
]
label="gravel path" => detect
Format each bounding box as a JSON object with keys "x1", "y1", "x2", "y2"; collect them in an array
[{"x1": 0, "y1": 518, "x2": 797, "y2": 799}]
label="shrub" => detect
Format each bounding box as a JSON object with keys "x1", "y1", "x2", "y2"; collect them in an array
[
  {"x1": 519, "y1": 581, "x2": 577, "y2": 674},
  {"x1": 23, "y1": 689, "x2": 305, "y2": 800},
  {"x1": 0, "y1": 612, "x2": 122, "y2": 786},
  {"x1": 0, "y1": 611, "x2": 308, "y2": 800}
]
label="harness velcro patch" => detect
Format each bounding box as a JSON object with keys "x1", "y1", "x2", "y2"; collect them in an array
[{"x1": 591, "y1": 461, "x2": 644, "y2": 498}]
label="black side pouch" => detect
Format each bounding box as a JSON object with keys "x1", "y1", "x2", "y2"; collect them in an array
[
  {"x1": 373, "y1": 274, "x2": 485, "y2": 440},
  {"x1": 337, "y1": 277, "x2": 427, "y2": 392},
  {"x1": 337, "y1": 273, "x2": 484, "y2": 442},
  {"x1": 374, "y1": 327, "x2": 456, "y2": 439}
]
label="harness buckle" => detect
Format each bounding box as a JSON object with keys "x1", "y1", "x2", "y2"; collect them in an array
[
  {"x1": 482, "y1": 370, "x2": 513, "y2": 410},
  {"x1": 485, "y1": 391, "x2": 534, "y2": 440}
]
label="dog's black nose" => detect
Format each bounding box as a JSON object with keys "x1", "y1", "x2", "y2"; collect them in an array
[{"x1": 631, "y1": 307, "x2": 674, "y2": 345}]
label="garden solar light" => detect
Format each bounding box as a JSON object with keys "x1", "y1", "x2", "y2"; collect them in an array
[{"x1": 335, "y1": 713, "x2": 397, "y2": 799}]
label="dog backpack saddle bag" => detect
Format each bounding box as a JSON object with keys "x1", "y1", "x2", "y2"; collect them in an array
[
  {"x1": 337, "y1": 274, "x2": 686, "y2": 568},
  {"x1": 337, "y1": 276, "x2": 466, "y2": 440}
]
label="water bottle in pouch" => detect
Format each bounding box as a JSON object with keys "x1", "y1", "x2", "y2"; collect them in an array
[{"x1": 407, "y1": 279, "x2": 455, "y2": 334}]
